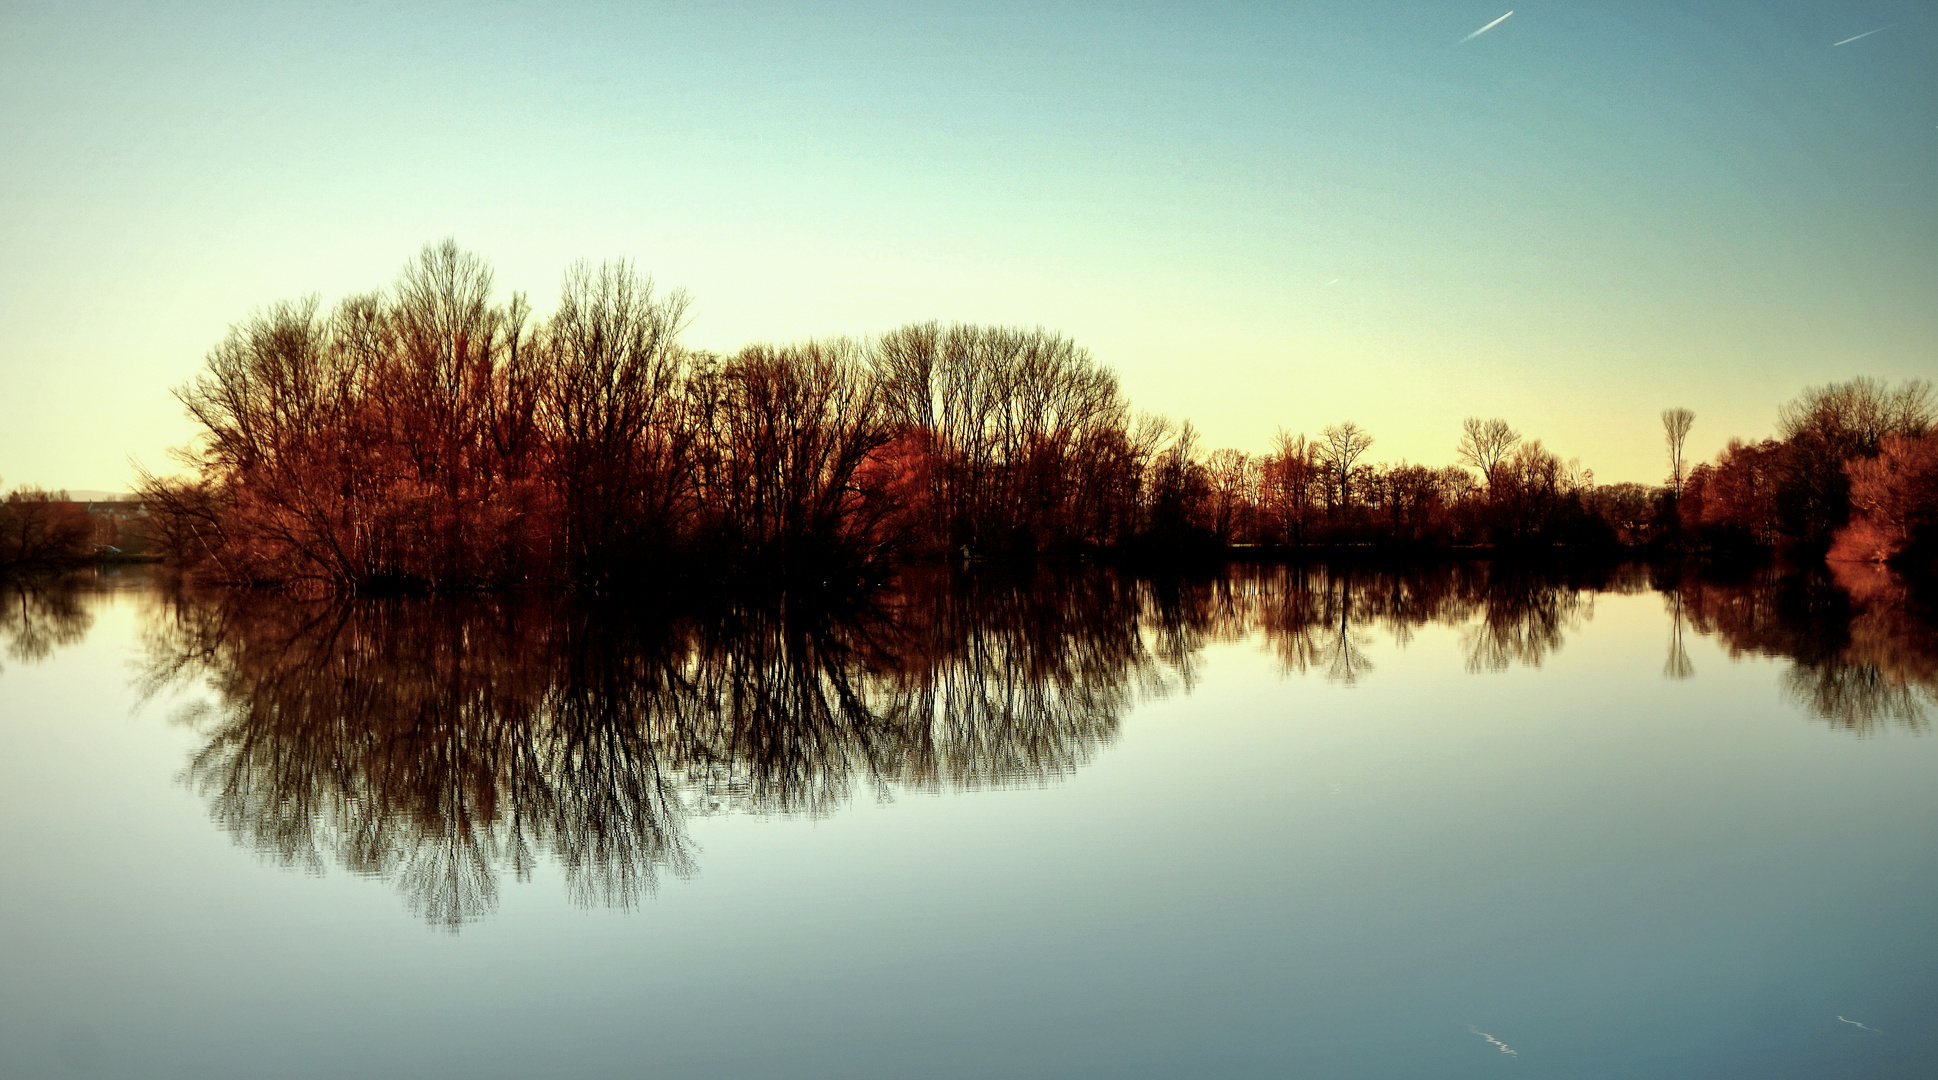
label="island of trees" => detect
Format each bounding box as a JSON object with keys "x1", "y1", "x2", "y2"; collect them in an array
[{"x1": 4, "y1": 241, "x2": 1932, "y2": 587}]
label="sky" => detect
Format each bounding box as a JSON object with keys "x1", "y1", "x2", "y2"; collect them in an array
[{"x1": 1, "y1": 0, "x2": 1933, "y2": 490}]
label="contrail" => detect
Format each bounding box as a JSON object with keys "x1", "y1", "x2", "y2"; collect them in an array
[
  {"x1": 1832, "y1": 26, "x2": 1887, "y2": 46},
  {"x1": 1464, "y1": 11, "x2": 1513, "y2": 41},
  {"x1": 1837, "y1": 1015, "x2": 1882, "y2": 1034},
  {"x1": 1470, "y1": 1026, "x2": 1518, "y2": 1056}
]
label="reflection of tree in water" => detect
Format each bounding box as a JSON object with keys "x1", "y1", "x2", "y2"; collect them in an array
[
  {"x1": 1247, "y1": 566, "x2": 1435, "y2": 683},
  {"x1": 1459, "y1": 568, "x2": 1591, "y2": 674},
  {"x1": 1319, "y1": 583, "x2": 1378, "y2": 686},
  {"x1": 1250, "y1": 565, "x2": 1332, "y2": 677},
  {"x1": 143, "y1": 557, "x2": 1936, "y2": 925},
  {"x1": 1228, "y1": 562, "x2": 1599, "y2": 680},
  {"x1": 1782, "y1": 662, "x2": 1930, "y2": 733},
  {"x1": 142, "y1": 569, "x2": 1184, "y2": 928},
  {"x1": 1662, "y1": 589, "x2": 1695, "y2": 680},
  {"x1": 1, "y1": 577, "x2": 94, "y2": 671},
  {"x1": 891, "y1": 570, "x2": 1157, "y2": 791},
  {"x1": 1674, "y1": 563, "x2": 1938, "y2": 736},
  {"x1": 146, "y1": 593, "x2": 688, "y2": 927}
]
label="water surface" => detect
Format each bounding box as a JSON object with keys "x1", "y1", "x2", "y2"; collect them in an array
[{"x1": 3, "y1": 562, "x2": 1937, "y2": 1078}]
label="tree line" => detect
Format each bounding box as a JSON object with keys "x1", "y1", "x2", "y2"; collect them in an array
[
  {"x1": 1677, "y1": 377, "x2": 1937, "y2": 570},
  {"x1": 137, "y1": 242, "x2": 1170, "y2": 590},
  {"x1": 119, "y1": 241, "x2": 1936, "y2": 591}
]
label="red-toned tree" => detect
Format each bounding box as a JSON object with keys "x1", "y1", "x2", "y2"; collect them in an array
[
  {"x1": 690, "y1": 340, "x2": 900, "y2": 575},
  {"x1": 1260, "y1": 432, "x2": 1322, "y2": 546},
  {"x1": 1831, "y1": 433, "x2": 1938, "y2": 570},
  {"x1": 0, "y1": 488, "x2": 95, "y2": 571},
  {"x1": 1773, "y1": 378, "x2": 1933, "y2": 548}
]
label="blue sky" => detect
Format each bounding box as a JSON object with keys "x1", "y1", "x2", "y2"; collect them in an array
[{"x1": 2, "y1": 0, "x2": 1933, "y2": 488}]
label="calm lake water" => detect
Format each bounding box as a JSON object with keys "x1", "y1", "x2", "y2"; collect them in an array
[{"x1": 4, "y1": 561, "x2": 1938, "y2": 1079}]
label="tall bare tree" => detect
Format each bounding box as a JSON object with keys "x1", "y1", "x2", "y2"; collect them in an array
[
  {"x1": 1662, "y1": 407, "x2": 1694, "y2": 495},
  {"x1": 1203, "y1": 448, "x2": 1253, "y2": 543},
  {"x1": 1456, "y1": 417, "x2": 1520, "y2": 491},
  {"x1": 871, "y1": 322, "x2": 1130, "y2": 554},
  {"x1": 1316, "y1": 422, "x2": 1373, "y2": 513},
  {"x1": 542, "y1": 258, "x2": 693, "y2": 581},
  {"x1": 1262, "y1": 431, "x2": 1320, "y2": 545}
]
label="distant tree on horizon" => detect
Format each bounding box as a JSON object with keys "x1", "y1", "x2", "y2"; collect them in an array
[
  {"x1": 1316, "y1": 422, "x2": 1373, "y2": 516},
  {"x1": 1456, "y1": 417, "x2": 1520, "y2": 493},
  {"x1": 1662, "y1": 407, "x2": 1694, "y2": 495}
]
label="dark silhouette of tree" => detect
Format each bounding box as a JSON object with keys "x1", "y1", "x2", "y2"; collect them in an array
[
  {"x1": 1367, "y1": 462, "x2": 1446, "y2": 544},
  {"x1": 1773, "y1": 378, "x2": 1933, "y2": 550},
  {"x1": 1486, "y1": 440, "x2": 1596, "y2": 544},
  {"x1": 1203, "y1": 448, "x2": 1254, "y2": 544},
  {"x1": 151, "y1": 245, "x2": 546, "y2": 589},
  {"x1": 1261, "y1": 431, "x2": 1322, "y2": 546},
  {"x1": 0, "y1": 486, "x2": 95, "y2": 573},
  {"x1": 1682, "y1": 439, "x2": 1783, "y2": 547},
  {"x1": 1588, "y1": 482, "x2": 1657, "y2": 545},
  {"x1": 690, "y1": 340, "x2": 900, "y2": 578},
  {"x1": 137, "y1": 242, "x2": 1932, "y2": 578},
  {"x1": 1140, "y1": 420, "x2": 1213, "y2": 547},
  {"x1": 542, "y1": 260, "x2": 694, "y2": 585},
  {"x1": 1316, "y1": 422, "x2": 1373, "y2": 519},
  {"x1": 1456, "y1": 417, "x2": 1521, "y2": 493},
  {"x1": 871, "y1": 322, "x2": 1136, "y2": 556},
  {"x1": 1679, "y1": 378, "x2": 1932, "y2": 557},
  {"x1": 1662, "y1": 407, "x2": 1694, "y2": 495}
]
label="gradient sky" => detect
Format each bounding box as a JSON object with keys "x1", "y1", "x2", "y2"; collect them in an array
[{"x1": 2, "y1": 0, "x2": 1933, "y2": 490}]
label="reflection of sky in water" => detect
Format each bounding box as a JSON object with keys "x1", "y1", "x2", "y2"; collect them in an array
[{"x1": 1, "y1": 565, "x2": 1937, "y2": 1078}]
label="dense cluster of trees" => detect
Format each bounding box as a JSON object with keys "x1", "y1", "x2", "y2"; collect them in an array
[
  {"x1": 1205, "y1": 419, "x2": 1619, "y2": 550},
  {"x1": 0, "y1": 484, "x2": 97, "y2": 573},
  {"x1": 133, "y1": 242, "x2": 1934, "y2": 591},
  {"x1": 140, "y1": 243, "x2": 1205, "y2": 591},
  {"x1": 1679, "y1": 378, "x2": 1936, "y2": 570},
  {"x1": 133, "y1": 243, "x2": 1655, "y2": 591}
]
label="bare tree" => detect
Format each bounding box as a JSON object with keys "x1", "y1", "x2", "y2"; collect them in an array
[
  {"x1": 1456, "y1": 417, "x2": 1520, "y2": 491},
  {"x1": 1262, "y1": 431, "x2": 1320, "y2": 546},
  {"x1": 0, "y1": 487, "x2": 95, "y2": 572},
  {"x1": 1141, "y1": 419, "x2": 1211, "y2": 542},
  {"x1": 871, "y1": 322, "x2": 1130, "y2": 554},
  {"x1": 1203, "y1": 448, "x2": 1252, "y2": 543},
  {"x1": 542, "y1": 258, "x2": 694, "y2": 580},
  {"x1": 1662, "y1": 407, "x2": 1694, "y2": 494},
  {"x1": 1772, "y1": 378, "x2": 1934, "y2": 547},
  {"x1": 1316, "y1": 422, "x2": 1373, "y2": 512},
  {"x1": 1778, "y1": 378, "x2": 1934, "y2": 454},
  {"x1": 691, "y1": 338, "x2": 898, "y2": 572}
]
